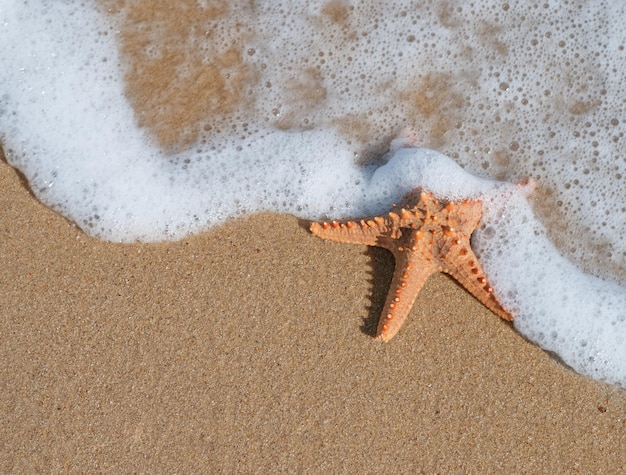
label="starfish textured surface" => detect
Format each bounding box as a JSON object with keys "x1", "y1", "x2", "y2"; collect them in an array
[{"x1": 310, "y1": 190, "x2": 513, "y2": 342}]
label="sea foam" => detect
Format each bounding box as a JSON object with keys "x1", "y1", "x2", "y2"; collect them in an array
[{"x1": 1, "y1": 1, "x2": 626, "y2": 386}]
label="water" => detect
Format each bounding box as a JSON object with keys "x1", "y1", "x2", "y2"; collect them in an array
[{"x1": 1, "y1": 0, "x2": 625, "y2": 386}]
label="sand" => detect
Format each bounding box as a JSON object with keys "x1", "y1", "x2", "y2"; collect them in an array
[{"x1": 1, "y1": 154, "x2": 625, "y2": 473}]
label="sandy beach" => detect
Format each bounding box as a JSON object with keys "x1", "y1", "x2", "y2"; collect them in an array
[
  {"x1": 2, "y1": 2, "x2": 626, "y2": 472},
  {"x1": 1, "y1": 153, "x2": 625, "y2": 472}
]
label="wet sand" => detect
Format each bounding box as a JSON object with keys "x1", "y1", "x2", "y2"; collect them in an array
[{"x1": 1, "y1": 157, "x2": 625, "y2": 473}]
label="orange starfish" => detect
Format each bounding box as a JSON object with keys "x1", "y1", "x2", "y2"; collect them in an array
[{"x1": 310, "y1": 189, "x2": 513, "y2": 342}]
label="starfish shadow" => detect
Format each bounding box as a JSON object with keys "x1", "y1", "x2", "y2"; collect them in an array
[
  {"x1": 301, "y1": 216, "x2": 395, "y2": 338},
  {"x1": 361, "y1": 246, "x2": 395, "y2": 337}
]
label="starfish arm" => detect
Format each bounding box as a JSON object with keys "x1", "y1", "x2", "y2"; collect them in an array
[
  {"x1": 376, "y1": 250, "x2": 437, "y2": 342},
  {"x1": 441, "y1": 237, "x2": 513, "y2": 321},
  {"x1": 310, "y1": 217, "x2": 393, "y2": 246},
  {"x1": 310, "y1": 206, "x2": 426, "y2": 246}
]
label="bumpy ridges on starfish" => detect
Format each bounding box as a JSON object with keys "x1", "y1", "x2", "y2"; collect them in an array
[
  {"x1": 310, "y1": 190, "x2": 513, "y2": 342},
  {"x1": 309, "y1": 207, "x2": 423, "y2": 247}
]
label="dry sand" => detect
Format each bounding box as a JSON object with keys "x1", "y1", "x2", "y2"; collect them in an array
[{"x1": 1, "y1": 154, "x2": 625, "y2": 473}]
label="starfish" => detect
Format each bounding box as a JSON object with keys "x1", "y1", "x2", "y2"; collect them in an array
[{"x1": 310, "y1": 189, "x2": 513, "y2": 342}]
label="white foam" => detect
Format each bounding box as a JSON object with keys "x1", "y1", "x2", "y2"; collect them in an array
[
  {"x1": 474, "y1": 188, "x2": 626, "y2": 387},
  {"x1": 0, "y1": 1, "x2": 369, "y2": 241},
  {"x1": 1, "y1": 1, "x2": 626, "y2": 386}
]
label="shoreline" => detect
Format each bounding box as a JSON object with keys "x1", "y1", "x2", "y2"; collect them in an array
[{"x1": 1, "y1": 158, "x2": 625, "y2": 472}]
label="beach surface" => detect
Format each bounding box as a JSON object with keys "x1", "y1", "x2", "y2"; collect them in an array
[
  {"x1": 1, "y1": 154, "x2": 625, "y2": 473},
  {"x1": 2, "y1": 2, "x2": 626, "y2": 471}
]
